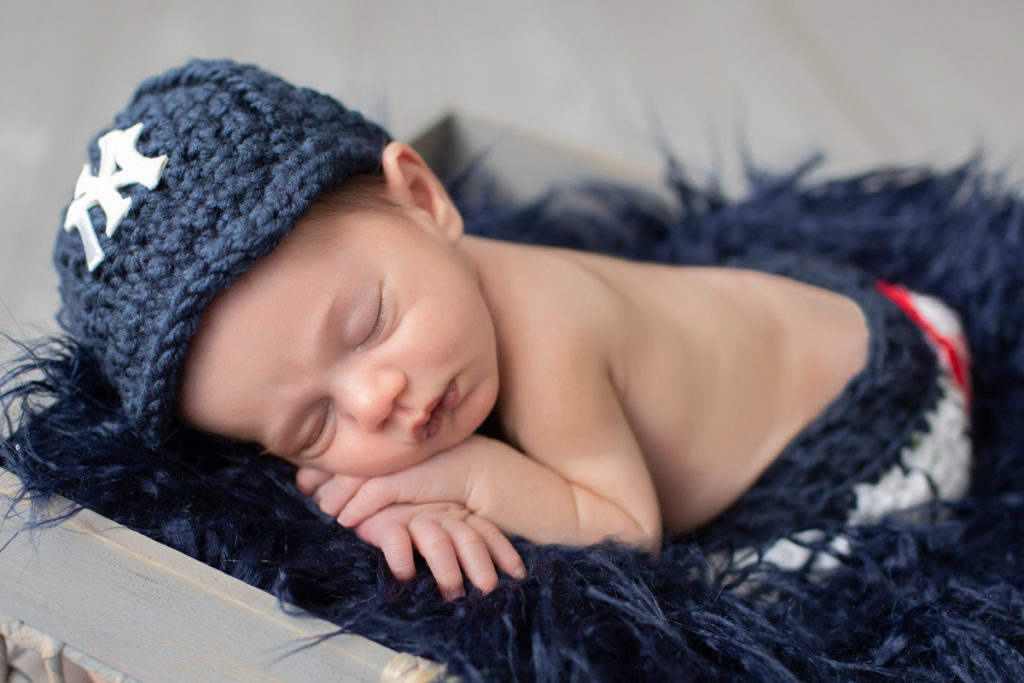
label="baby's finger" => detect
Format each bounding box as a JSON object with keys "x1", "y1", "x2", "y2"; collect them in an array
[
  {"x1": 312, "y1": 475, "x2": 367, "y2": 519},
  {"x1": 353, "y1": 515, "x2": 417, "y2": 582},
  {"x1": 409, "y1": 518, "x2": 465, "y2": 601},
  {"x1": 337, "y1": 476, "x2": 401, "y2": 527},
  {"x1": 466, "y1": 515, "x2": 527, "y2": 581},
  {"x1": 295, "y1": 467, "x2": 332, "y2": 496},
  {"x1": 377, "y1": 526, "x2": 418, "y2": 583},
  {"x1": 442, "y1": 518, "x2": 499, "y2": 594}
]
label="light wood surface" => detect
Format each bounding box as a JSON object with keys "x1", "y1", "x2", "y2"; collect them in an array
[
  {"x1": 0, "y1": 470, "x2": 438, "y2": 682},
  {"x1": 1, "y1": 1, "x2": 1021, "y2": 345}
]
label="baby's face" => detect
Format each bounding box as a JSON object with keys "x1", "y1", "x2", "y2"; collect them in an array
[{"x1": 178, "y1": 200, "x2": 500, "y2": 477}]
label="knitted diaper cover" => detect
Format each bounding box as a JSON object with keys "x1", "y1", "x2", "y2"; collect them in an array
[{"x1": 696, "y1": 253, "x2": 972, "y2": 573}]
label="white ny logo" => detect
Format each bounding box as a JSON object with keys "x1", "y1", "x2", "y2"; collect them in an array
[{"x1": 63, "y1": 123, "x2": 167, "y2": 271}]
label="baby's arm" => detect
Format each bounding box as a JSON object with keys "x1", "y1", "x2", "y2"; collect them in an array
[
  {"x1": 328, "y1": 431, "x2": 660, "y2": 549},
  {"x1": 299, "y1": 430, "x2": 655, "y2": 598},
  {"x1": 456, "y1": 338, "x2": 664, "y2": 550}
]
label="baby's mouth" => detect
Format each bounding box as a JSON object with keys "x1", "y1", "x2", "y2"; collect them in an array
[{"x1": 415, "y1": 380, "x2": 459, "y2": 442}]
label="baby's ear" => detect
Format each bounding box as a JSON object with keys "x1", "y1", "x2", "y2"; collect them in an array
[{"x1": 380, "y1": 141, "x2": 463, "y2": 242}]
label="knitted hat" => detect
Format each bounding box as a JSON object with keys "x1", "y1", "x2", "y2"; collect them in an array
[{"x1": 53, "y1": 59, "x2": 392, "y2": 446}]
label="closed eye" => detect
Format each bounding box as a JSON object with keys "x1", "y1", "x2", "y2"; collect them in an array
[
  {"x1": 299, "y1": 402, "x2": 333, "y2": 458},
  {"x1": 357, "y1": 288, "x2": 386, "y2": 349}
]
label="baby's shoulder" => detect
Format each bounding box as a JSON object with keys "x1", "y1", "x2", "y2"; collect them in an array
[
  {"x1": 470, "y1": 239, "x2": 630, "y2": 408},
  {"x1": 488, "y1": 250, "x2": 639, "y2": 452},
  {"x1": 488, "y1": 243, "x2": 632, "y2": 354}
]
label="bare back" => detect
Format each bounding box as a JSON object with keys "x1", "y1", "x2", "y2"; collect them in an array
[{"x1": 464, "y1": 236, "x2": 868, "y2": 534}]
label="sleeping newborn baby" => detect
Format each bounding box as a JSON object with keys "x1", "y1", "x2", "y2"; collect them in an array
[
  {"x1": 54, "y1": 60, "x2": 972, "y2": 601},
  {"x1": 177, "y1": 139, "x2": 876, "y2": 593}
]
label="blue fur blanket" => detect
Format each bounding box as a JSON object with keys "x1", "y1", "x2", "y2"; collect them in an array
[{"x1": 3, "y1": 157, "x2": 1023, "y2": 681}]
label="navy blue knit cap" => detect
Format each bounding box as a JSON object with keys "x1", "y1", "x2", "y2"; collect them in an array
[{"x1": 53, "y1": 59, "x2": 392, "y2": 446}]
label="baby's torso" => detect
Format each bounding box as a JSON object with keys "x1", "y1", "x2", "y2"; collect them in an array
[
  {"x1": 468, "y1": 237, "x2": 869, "y2": 534},
  {"x1": 572, "y1": 253, "x2": 869, "y2": 532}
]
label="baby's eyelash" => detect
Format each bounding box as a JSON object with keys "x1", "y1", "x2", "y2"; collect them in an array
[
  {"x1": 300, "y1": 404, "x2": 332, "y2": 456},
  {"x1": 360, "y1": 289, "x2": 386, "y2": 347}
]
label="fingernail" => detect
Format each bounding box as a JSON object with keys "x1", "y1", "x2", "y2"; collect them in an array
[
  {"x1": 445, "y1": 588, "x2": 465, "y2": 601},
  {"x1": 512, "y1": 566, "x2": 527, "y2": 580}
]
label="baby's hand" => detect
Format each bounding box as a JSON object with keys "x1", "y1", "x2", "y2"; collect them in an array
[
  {"x1": 295, "y1": 464, "x2": 525, "y2": 599},
  {"x1": 352, "y1": 502, "x2": 523, "y2": 600},
  {"x1": 310, "y1": 436, "x2": 487, "y2": 529}
]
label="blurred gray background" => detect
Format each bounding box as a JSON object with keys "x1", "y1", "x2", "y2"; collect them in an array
[{"x1": 2, "y1": 0, "x2": 1022, "y2": 346}]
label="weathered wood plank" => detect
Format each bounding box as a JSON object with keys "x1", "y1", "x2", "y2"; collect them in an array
[{"x1": 0, "y1": 469, "x2": 438, "y2": 682}]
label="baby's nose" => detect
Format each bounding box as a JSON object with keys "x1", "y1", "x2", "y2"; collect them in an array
[{"x1": 349, "y1": 367, "x2": 406, "y2": 432}]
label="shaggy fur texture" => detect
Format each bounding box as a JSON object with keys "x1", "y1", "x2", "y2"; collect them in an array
[{"x1": 3, "y1": 157, "x2": 1023, "y2": 681}]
